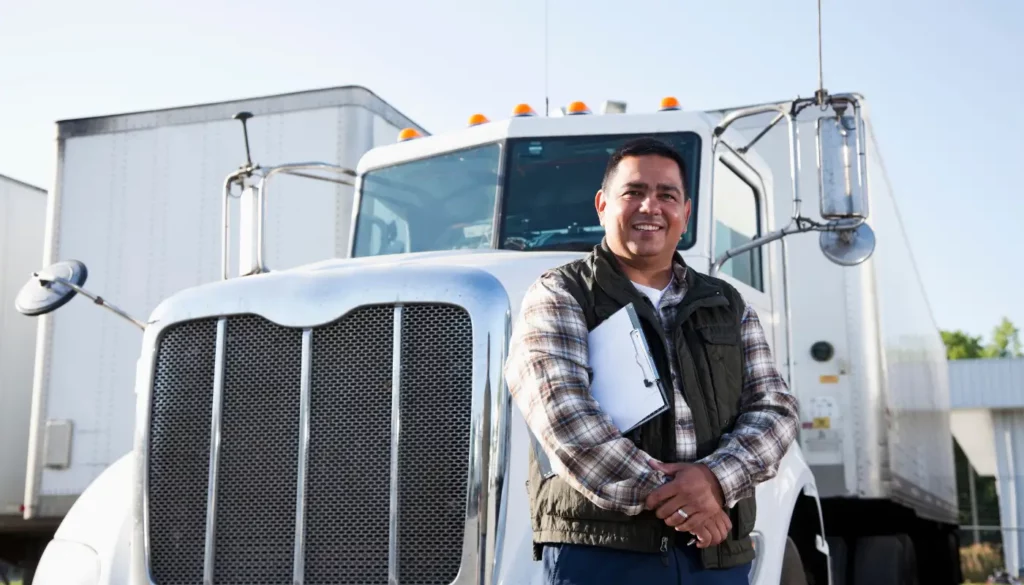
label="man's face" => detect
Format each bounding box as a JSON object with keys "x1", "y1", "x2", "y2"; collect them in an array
[{"x1": 596, "y1": 154, "x2": 691, "y2": 265}]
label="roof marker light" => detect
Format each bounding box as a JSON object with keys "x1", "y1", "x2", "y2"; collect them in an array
[
  {"x1": 468, "y1": 113, "x2": 490, "y2": 126},
  {"x1": 512, "y1": 103, "x2": 537, "y2": 117},
  {"x1": 565, "y1": 101, "x2": 591, "y2": 115},
  {"x1": 397, "y1": 128, "x2": 422, "y2": 142},
  {"x1": 659, "y1": 96, "x2": 682, "y2": 111}
]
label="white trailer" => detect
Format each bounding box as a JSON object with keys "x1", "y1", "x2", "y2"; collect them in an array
[
  {"x1": 712, "y1": 104, "x2": 960, "y2": 584},
  {"x1": 16, "y1": 86, "x2": 425, "y2": 563},
  {"x1": 15, "y1": 88, "x2": 959, "y2": 585},
  {"x1": 0, "y1": 174, "x2": 49, "y2": 581}
]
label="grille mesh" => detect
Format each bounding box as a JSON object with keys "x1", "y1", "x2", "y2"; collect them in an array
[
  {"x1": 147, "y1": 303, "x2": 475, "y2": 585},
  {"x1": 305, "y1": 306, "x2": 395, "y2": 585},
  {"x1": 398, "y1": 305, "x2": 474, "y2": 585},
  {"x1": 148, "y1": 318, "x2": 218, "y2": 585},
  {"x1": 213, "y1": 315, "x2": 303, "y2": 585}
]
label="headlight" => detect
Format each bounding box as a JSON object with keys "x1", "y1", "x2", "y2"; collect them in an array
[
  {"x1": 30, "y1": 539, "x2": 100, "y2": 585},
  {"x1": 748, "y1": 531, "x2": 765, "y2": 584}
]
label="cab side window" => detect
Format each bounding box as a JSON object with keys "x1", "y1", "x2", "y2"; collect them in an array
[{"x1": 713, "y1": 158, "x2": 763, "y2": 291}]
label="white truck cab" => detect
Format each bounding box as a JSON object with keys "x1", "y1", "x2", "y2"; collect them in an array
[{"x1": 18, "y1": 89, "x2": 888, "y2": 585}]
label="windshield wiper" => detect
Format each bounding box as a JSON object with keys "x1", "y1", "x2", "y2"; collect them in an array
[{"x1": 525, "y1": 241, "x2": 596, "y2": 252}]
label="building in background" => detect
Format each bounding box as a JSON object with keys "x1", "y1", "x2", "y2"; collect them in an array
[{"x1": 951, "y1": 357, "x2": 1024, "y2": 577}]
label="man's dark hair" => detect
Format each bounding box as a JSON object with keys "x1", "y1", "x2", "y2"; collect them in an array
[{"x1": 600, "y1": 137, "x2": 689, "y2": 198}]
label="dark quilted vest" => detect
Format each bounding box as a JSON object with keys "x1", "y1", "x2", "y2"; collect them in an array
[{"x1": 525, "y1": 241, "x2": 757, "y2": 569}]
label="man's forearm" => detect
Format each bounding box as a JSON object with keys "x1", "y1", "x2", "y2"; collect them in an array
[
  {"x1": 697, "y1": 304, "x2": 800, "y2": 508},
  {"x1": 505, "y1": 276, "x2": 670, "y2": 515}
]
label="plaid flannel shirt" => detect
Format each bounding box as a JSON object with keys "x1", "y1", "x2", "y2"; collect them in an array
[{"x1": 504, "y1": 262, "x2": 800, "y2": 516}]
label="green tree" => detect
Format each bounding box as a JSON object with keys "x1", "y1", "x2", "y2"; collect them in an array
[
  {"x1": 984, "y1": 317, "x2": 1022, "y2": 358},
  {"x1": 941, "y1": 329, "x2": 985, "y2": 360},
  {"x1": 941, "y1": 317, "x2": 1022, "y2": 360}
]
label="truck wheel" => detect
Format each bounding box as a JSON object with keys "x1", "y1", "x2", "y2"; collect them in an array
[
  {"x1": 781, "y1": 537, "x2": 809, "y2": 585},
  {"x1": 852, "y1": 535, "x2": 917, "y2": 585}
]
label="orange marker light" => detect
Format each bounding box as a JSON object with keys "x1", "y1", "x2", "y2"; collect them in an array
[
  {"x1": 565, "y1": 101, "x2": 591, "y2": 115},
  {"x1": 468, "y1": 113, "x2": 490, "y2": 126},
  {"x1": 397, "y1": 128, "x2": 422, "y2": 142},
  {"x1": 512, "y1": 103, "x2": 537, "y2": 117},
  {"x1": 659, "y1": 96, "x2": 681, "y2": 111}
]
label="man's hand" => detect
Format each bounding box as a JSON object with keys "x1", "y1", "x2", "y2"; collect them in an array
[
  {"x1": 685, "y1": 508, "x2": 733, "y2": 549},
  {"x1": 645, "y1": 461, "x2": 731, "y2": 547}
]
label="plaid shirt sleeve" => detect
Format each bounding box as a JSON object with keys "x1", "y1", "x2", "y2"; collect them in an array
[
  {"x1": 698, "y1": 303, "x2": 801, "y2": 509},
  {"x1": 504, "y1": 273, "x2": 670, "y2": 516}
]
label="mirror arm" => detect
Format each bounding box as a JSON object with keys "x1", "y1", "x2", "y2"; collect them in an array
[
  {"x1": 710, "y1": 220, "x2": 808, "y2": 278},
  {"x1": 737, "y1": 112, "x2": 786, "y2": 154},
  {"x1": 40, "y1": 276, "x2": 146, "y2": 330}
]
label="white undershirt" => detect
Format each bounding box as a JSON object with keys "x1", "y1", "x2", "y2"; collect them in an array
[{"x1": 631, "y1": 280, "x2": 669, "y2": 309}]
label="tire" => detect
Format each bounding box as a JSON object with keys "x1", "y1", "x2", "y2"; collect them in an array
[
  {"x1": 781, "y1": 537, "x2": 810, "y2": 585},
  {"x1": 852, "y1": 535, "x2": 917, "y2": 585}
]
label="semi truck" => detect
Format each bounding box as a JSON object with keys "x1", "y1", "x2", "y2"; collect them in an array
[
  {"x1": 0, "y1": 173, "x2": 49, "y2": 584},
  {"x1": 7, "y1": 86, "x2": 426, "y2": 581},
  {"x1": 14, "y1": 86, "x2": 960, "y2": 585}
]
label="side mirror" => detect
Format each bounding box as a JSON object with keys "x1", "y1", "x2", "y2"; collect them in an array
[
  {"x1": 816, "y1": 113, "x2": 867, "y2": 222},
  {"x1": 15, "y1": 260, "x2": 145, "y2": 329},
  {"x1": 819, "y1": 223, "x2": 876, "y2": 267},
  {"x1": 816, "y1": 107, "x2": 875, "y2": 266},
  {"x1": 15, "y1": 259, "x2": 89, "y2": 316}
]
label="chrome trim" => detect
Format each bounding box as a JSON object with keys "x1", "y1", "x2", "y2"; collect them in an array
[
  {"x1": 221, "y1": 163, "x2": 356, "y2": 281},
  {"x1": 220, "y1": 171, "x2": 244, "y2": 280},
  {"x1": 253, "y1": 163, "x2": 356, "y2": 274},
  {"x1": 388, "y1": 306, "x2": 403, "y2": 585},
  {"x1": 292, "y1": 329, "x2": 313, "y2": 585},
  {"x1": 202, "y1": 318, "x2": 227, "y2": 585},
  {"x1": 136, "y1": 262, "x2": 513, "y2": 585},
  {"x1": 485, "y1": 309, "x2": 513, "y2": 585}
]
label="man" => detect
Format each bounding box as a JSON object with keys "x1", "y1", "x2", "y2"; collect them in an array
[{"x1": 504, "y1": 137, "x2": 800, "y2": 584}]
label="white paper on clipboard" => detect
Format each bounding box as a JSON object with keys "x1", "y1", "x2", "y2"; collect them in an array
[{"x1": 587, "y1": 303, "x2": 668, "y2": 434}]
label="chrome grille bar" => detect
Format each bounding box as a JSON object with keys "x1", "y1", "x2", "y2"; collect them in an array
[
  {"x1": 388, "y1": 305, "x2": 403, "y2": 585},
  {"x1": 293, "y1": 329, "x2": 313, "y2": 585},
  {"x1": 203, "y1": 318, "x2": 227, "y2": 585}
]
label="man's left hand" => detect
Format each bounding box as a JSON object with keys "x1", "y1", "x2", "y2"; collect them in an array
[{"x1": 645, "y1": 461, "x2": 726, "y2": 531}]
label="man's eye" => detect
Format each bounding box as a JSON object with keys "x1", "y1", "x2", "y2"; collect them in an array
[{"x1": 659, "y1": 193, "x2": 677, "y2": 201}]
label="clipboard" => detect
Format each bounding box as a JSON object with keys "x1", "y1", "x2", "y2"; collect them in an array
[{"x1": 531, "y1": 303, "x2": 668, "y2": 478}]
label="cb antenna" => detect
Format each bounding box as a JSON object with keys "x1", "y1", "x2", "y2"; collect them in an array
[
  {"x1": 815, "y1": 0, "x2": 828, "y2": 106},
  {"x1": 233, "y1": 111, "x2": 255, "y2": 170}
]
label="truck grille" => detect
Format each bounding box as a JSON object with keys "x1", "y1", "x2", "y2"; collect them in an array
[{"x1": 146, "y1": 304, "x2": 474, "y2": 585}]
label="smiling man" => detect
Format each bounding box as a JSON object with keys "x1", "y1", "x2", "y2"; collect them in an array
[{"x1": 504, "y1": 137, "x2": 800, "y2": 584}]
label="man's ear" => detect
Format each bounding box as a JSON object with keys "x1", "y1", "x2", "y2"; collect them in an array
[{"x1": 595, "y1": 189, "x2": 607, "y2": 225}]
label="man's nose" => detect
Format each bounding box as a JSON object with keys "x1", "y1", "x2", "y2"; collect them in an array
[{"x1": 638, "y1": 194, "x2": 660, "y2": 214}]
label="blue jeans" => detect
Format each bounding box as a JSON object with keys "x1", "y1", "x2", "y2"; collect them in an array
[{"x1": 542, "y1": 543, "x2": 752, "y2": 585}]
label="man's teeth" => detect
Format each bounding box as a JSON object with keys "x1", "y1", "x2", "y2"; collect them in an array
[{"x1": 633, "y1": 224, "x2": 662, "y2": 231}]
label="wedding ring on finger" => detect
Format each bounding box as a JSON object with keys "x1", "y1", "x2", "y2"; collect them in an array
[{"x1": 676, "y1": 508, "x2": 688, "y2": 519}]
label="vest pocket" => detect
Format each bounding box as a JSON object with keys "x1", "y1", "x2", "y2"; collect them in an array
[{"x1": 695, "y1": 325, "x2": 744, "y2": 428}]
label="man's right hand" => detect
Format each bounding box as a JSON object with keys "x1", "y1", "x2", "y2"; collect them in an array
[
  {"x1": 683, "y1": 508, "x2": 732, "y2": 549},
  {"x1": 645, "y1": 460, "x2": 732, "y2": 548}
]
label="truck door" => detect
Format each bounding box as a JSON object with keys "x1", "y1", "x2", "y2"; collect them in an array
[{"x1": 708, "y1": 151, "x2": 776, "y2": 357}]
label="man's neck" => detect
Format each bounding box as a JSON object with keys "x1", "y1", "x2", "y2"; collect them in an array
[{"x1": 615, "y1": 256, "x2": 674, "y2": 290}]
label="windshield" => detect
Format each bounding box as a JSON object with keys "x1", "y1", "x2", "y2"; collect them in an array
[
  {"x1": 500, "y1": 132, "x2": 701, "y2": 251},
  {"x1": 351, "y1": 132, "x2": 701, "y2": 257},
  {"x1": 353, "y1": 143, "x2": 501, "y2": 257}
]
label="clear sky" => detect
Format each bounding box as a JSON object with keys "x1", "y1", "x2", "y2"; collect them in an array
[{"x1": 1, "y1": 0, "x2": 1020, "y2": 340}]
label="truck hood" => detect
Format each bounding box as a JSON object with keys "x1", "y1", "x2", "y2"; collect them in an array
[{"x1": 148, "y1": 249, "x2": 709, "y2": 328}]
